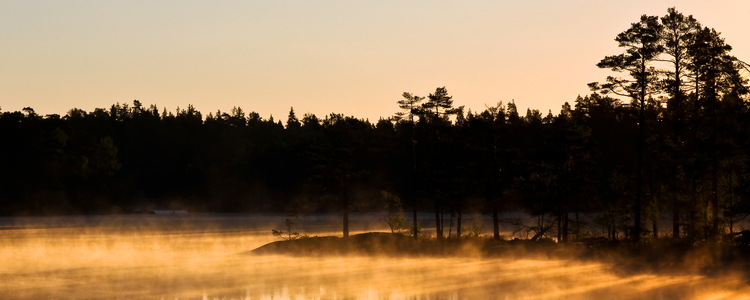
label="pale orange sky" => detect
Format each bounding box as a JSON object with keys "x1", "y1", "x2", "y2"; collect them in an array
[{"x1": 2, "y1": 1, "x2": 749, "y2": 122}]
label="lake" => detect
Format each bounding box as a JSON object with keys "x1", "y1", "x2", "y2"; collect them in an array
[{"x1": 0, "y1": 213, "x2": 747, "y2": 299}]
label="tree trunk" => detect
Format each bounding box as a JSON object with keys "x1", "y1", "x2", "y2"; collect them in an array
[
  {"x1": 435, "y1": 201, "x2": 442, "y2": 239},
  {"x1": 413, "y1": 196, "x2": 418, "y2": 239},
  {"x1": 712, "y1": 163, "x2": 719, "y2": 241},
  {"x1": 633, "y1": 57, "x2": 647, "y2": 244},
  {"x1": 673, "y1": 191, "x2": 680, "y2": 239},
  {"x1": 441, "y1": 209, "x2": 445, "y2": 238},
  {"x1": 562, "y1": 213, "x2": 569, "y2": 243},
  {"x1": 689, "y1": 179, "x2": 697, "y2": 242},
  {"x1": 649, "y1": 170, "x2": 658, "y2": 240},
  {"x1": 711, "y1": 101, "x2": 719, "y2": 241},
  {"x1": 671, "y1": 53, "x2": 683, "y2": 241},
  {"x1": 557, "y1": 187, "x2": 563, "y2": 243},
  {"x1": 448, "y1": 212, "x2": 454, "y2": 238},
  {"x1": 634, "y1": 91, "x2": 644, "y2": 243},
  {"x1": 576, "y1": 210, "x2": 581, "y2": 241},
  {"x1": 557, "y1": 206, "x2": 562, "y2": 243},
  {"x1": 343, "y1": 190, "x2": 349, "y2": 238},
  {"x1": 493, "y1": 204, "x2": 500, "y2": 240},
  {"x1": 612, "y1": 215, "x2": 617, "y2": 241},
  {"x1": 456, "y1": 211, "x2": 462, "y2": 240},
  {"x1": 729, "y1": 171, "x2": 734, "y2": 235},
  {"x1": 412, "y1": 128, "x2": 419, "y2": 240}
]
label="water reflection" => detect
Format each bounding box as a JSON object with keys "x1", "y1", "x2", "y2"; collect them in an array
[{"x1": 0, "y1": 214, "x2": 748, "y2": 300}]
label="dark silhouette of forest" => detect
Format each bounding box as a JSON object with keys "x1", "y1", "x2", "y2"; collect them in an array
[{"x1": 2, "y1": 8, "x2": 750, "y2": 245}]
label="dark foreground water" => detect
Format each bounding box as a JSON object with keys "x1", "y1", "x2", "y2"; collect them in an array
[{"x1": 0, "y1": 214, "x2": 748, "y2": 299}]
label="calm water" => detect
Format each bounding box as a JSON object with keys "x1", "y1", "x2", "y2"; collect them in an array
[{"x1": 0, "y1": 213, "x2": 748, "y2": 299}]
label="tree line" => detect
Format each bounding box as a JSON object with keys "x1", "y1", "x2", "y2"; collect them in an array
[{"x1": 1, "y1": 8, "x2": 748, "y2": 243}]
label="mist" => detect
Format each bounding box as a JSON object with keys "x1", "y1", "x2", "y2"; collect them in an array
[{"x1": 2, "y1": 213, "x2": 748, "y2": 300}]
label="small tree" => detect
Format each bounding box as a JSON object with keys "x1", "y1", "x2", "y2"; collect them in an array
[
  {"x1": 462, "y1": 217, "x2": 485, "y2": 238},
  {"x1": 286, "y1": 107, "x2": 301, "y2": 129},
  {"x1": 272, "y1": 217, "x2": 300, "y2": 240},
  {"x1": 382, "y1": 191, "x2": 406, "y2": 233},
  {"x1": 408, "y1": 221, "x2": 422, "y2": 237}
]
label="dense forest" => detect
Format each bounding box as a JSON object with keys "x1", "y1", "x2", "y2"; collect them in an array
[{"x1": 2, "y1": 8, "x2": 749, "y2": 244}]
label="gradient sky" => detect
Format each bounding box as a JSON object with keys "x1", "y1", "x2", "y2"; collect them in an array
[{"x1": 2, "y1": 1, "x2": 749, "y2": 122}]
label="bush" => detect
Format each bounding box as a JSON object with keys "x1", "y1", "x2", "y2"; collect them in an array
[
  {"x1": 381, "y1": 191, "x2": 405, "y2": 233},
  {"x1": 462, "y1": 218, "x2": 485, "y2": 238}
]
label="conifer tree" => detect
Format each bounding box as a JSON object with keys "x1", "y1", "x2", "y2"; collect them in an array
[
  {"x1": 286, "y1": 107, "x2": 301, "y2": 129},
  {"x1": 396, "y1": 92, "x2": 424, "y2": 239},
  {"x1": 660, "y1": 8, "x2": 700, "y2": 239},
  {"x1": 590, "y1": 15, "x2": 664, "y2": 243},
  {"x1": 420, "y1": 87, "x2": 460, "y2": 239}
]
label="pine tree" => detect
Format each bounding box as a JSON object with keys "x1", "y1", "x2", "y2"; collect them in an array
[
  {"x1": 687, "y1": 26, "x2": 745, "y2": 240},
  {"x1": 420, "y1": 87, "x2": 460, "y2": 239},
  {"x1": 396, "y1": 92, "x2": 424, "y2": 239},
  {"x1": 660, "y1": 8, "x2": 700, "y2": 239},
  {"x1": 421, "y1": 87, "x2": 459, "y2": 123},
  {"x1": 590, "y1": 15, "x2": 664, "y2": 243},
  {"x1": 286, "y1": 107, "x2": 301, "y2": 129}
]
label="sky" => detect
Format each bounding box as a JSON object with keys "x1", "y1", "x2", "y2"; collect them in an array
[{"x1": 2, "y1": 1, "x2": 749, "y2": 123}]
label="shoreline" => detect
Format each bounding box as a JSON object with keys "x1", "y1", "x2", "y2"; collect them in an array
[{"x1": 250, "y1": 232, "x2": 750, "y2": 279}]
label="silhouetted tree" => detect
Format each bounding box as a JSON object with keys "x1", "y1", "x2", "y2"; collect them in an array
[
  {"x1": 286, "y1": 107, "x2": 301, "y2": 129},
  {"x1": 396, "y1": 92, "x2": 425, "y2": 239},
  {"x1": 590, "y1": 14, "x2": 664, "y2": 243},
  {"x1": 420, "y1": 87, "x2": 460, "y2": 239}
]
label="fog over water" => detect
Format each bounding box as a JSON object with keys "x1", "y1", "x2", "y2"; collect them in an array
[{"x1": 1, "y1": 214, "x2": 748, "y2": 299}]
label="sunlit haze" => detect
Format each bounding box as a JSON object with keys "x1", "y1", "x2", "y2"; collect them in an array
[
  {"x1": 2, "y1": 1, "x2": 749, "y2": 120},
  {"x1": 2, "y1": 214, "x2": 748, "y2": 299}
]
